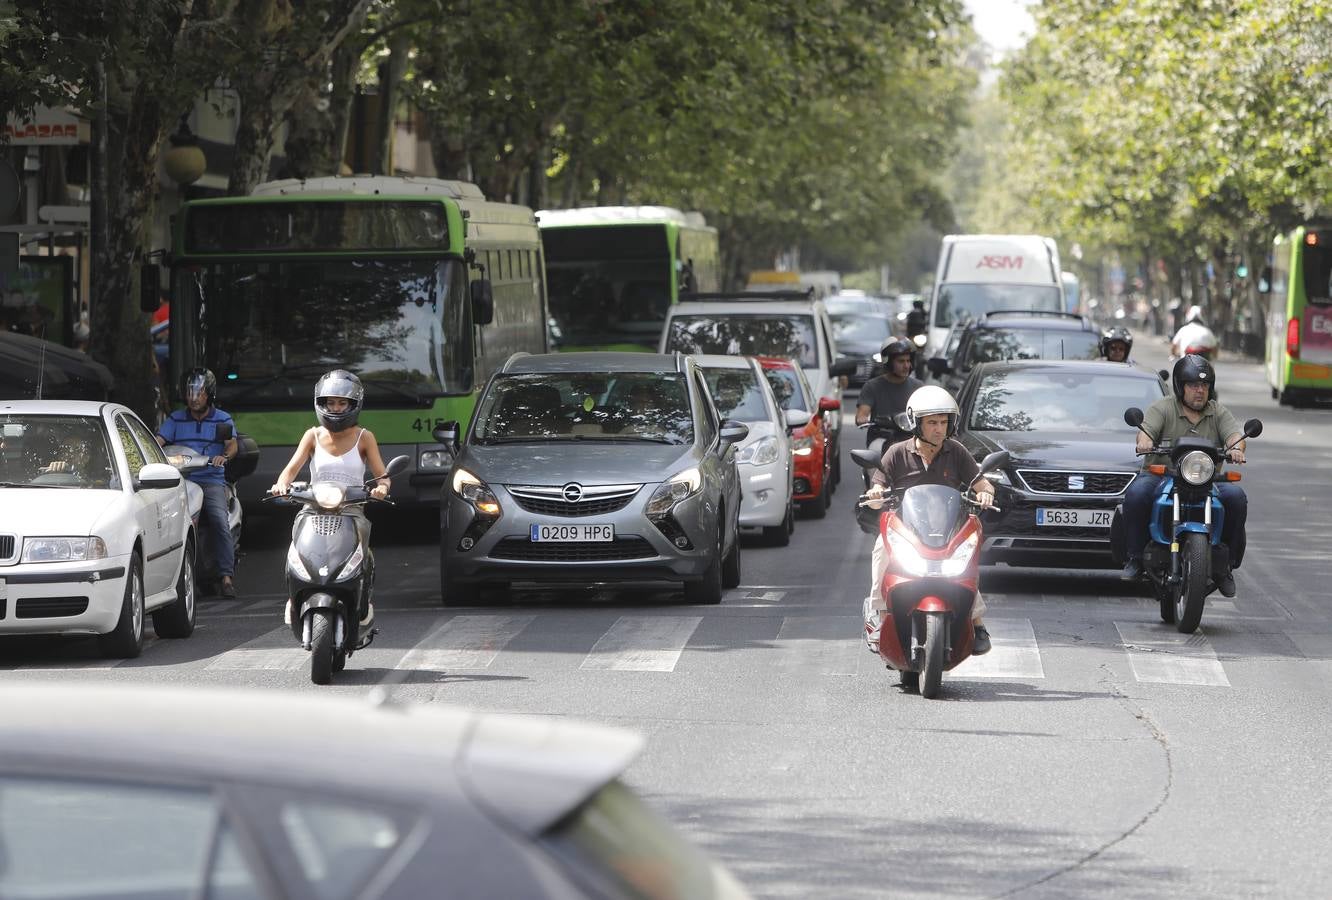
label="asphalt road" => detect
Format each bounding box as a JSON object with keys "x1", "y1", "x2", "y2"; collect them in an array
[{"x1": 4, "y1": 339, "x2": 1331, "y2": 898}]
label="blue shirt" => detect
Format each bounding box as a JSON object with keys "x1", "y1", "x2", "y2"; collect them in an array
[{"x1": 159, "y1": 407, "x2": 234, "y2": 484}]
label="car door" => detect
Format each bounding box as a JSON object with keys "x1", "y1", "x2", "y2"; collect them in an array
[{"x1": 113, "y1": 413, "x2": 173, "y2": 597}]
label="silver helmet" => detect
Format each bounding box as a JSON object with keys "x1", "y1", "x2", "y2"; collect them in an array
[{"x1": 313, "y1": 369, "x2": 364, "y2": 433}]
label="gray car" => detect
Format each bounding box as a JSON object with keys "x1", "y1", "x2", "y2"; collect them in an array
[
  {"x1": 438, "y1": 352, "x2": 747, "y2": 604},
  {"x1": 0, "y1": 681, "x2": 751, "y2": 900}
]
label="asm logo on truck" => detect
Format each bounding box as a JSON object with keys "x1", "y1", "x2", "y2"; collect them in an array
[{"x1": 976, "y1": 255, "x2": 1025, "y2": 270}]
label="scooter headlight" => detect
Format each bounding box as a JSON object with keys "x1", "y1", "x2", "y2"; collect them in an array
[
  {"x1": 940, "y1": 531, "x2": 979, "y2": 577},
  {"x1": 886, "y1": 528, "x2": 930, "y2": 577},
  {"x1": 313, "y1": 482, "x2": 347, "y2": 510},
  {"x1": 1178, "y1": 451, "x2": 1215, "y2": 486},
  {"x1": 286, "y1": 544, "x2": 312, "y2": 581}
]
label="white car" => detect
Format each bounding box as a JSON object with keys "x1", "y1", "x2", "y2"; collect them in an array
[
  {"x1": 0, "y1": 400, "x2": 196, "y2": 656},
  {"x1": 695, "y1": 355, "x2": 810, "y2": 546}
]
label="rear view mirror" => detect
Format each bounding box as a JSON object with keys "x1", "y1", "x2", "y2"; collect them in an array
[
  {"x1": 471, "y1": 279, "x2": 494, "y2": 325},
  {"x1": 850, "y1": 448, "x2": 883, "y2": 471},
  {"x1": 829, "y1": 359, "x2": 857, "y2": 378},
  {"x1": 1123, "y1": 407, "x2": 1144, "y2": 428},
  {"x1": 976, "y1": 450, "x2": 1010, "y2": 478},
  {"x1": 1158, "y1": 369, "x2": 1170, "y2": 382},
  {"x1": 431, "y1": 420, "x2": 460, "y2": 450},
  {"x1": 385, "y1": 455, "x2": 411, "y2": 475},
  {"x1": 719, "y1": 420, "x2": 749, "y2": 445},
  {"x1": 783, "y1": 409, "x2": 812, "y2": 430},
  {"x1": 213, "y1": 422, "x2": 233, "y2": 442},
  {"x1": 1243, "y1": 418, "x2": 1263, "y2": 438},
  {"x1": 140, "y1": 263, "x2": 162, "y2": 313},
  {"x1": 818, "y1": 396, "x2": 841, "y2": 412}
]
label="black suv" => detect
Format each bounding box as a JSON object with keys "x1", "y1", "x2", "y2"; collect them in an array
[{"x1": 926, "y1": 310, "x2": 1100, "y2": 396}]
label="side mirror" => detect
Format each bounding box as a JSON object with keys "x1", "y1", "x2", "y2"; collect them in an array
[
  {"x1": 927, "y1": 357, "x2": 950, "y2": 378},
  {"x1": 1123, "y1": 407, "x2": 1144, "y2": 428},
  {"x1": 1158, "y1": 369, "x2": 1170, "y2": 382},
  {"x1": 783, "y1": 409, "x2": 812, "y2": 430},
  {"x1": 471, "y1": 279, "x2": 495, "y2": 325},
  {"x1": 140, "y1": 262, "x2": 162, "y2": 313},
  {"x1": 850, "y1": 448, "x2": 883, "y2": 471},
  {"x1": 818, "y1": 396, "x2": 841, "y2": 413},
  {"x1": 1257, "y1": 267, "x2": 1272, "y2": 294},
  {"x1": 136, "y1": 462, "x2": 182, "y2": 490},
  {"x1": 431, "y1": 420, "x2": 461, "y2": 451},
  {"x1": 719, "y1": 419, "x2": 749, "y2": 445},
  {"x1": 976, "y1": 450, "x2": 1010, "y2": 479},
  {"x1": 828, "y1": 359, "x2": 857, "y2": 378},
  {"x1": 385, "y1": 454, "x2": 411, "y2": 475},
  {"x1": 213, "y1": 422, "x2": 234, "y2": 442},
  {"x1": 1243, "y1": 418, "x2": 1263, "y2": 438}
]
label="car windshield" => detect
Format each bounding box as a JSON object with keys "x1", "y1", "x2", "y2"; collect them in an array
[
  {"x1": 762, "y1": 366, "x2": 808, "y2": 412},
  {"x1": 473, "y1": 373, "x2": 693, "y2": 444},
  {"x1": 666, "y1": 314, "x2": 818, "y2": 368},
  {"x1": 966, "y1": 328, "x2": 1100, "y2": 366},
  {"x1": 968, "y1": 370, "x2": 1165, "y2": 432},
  {"x1": 0, "y1": 414, "x2": 117, "y2": 489},
  {"x1": 829, "y1": 313, "x2": 892, "y2": 344},
  {"x1": 934, "y1": 284, "x2": 1064, "y2": 328},
  {"x1": 701, "y1": 367, "x2": 769, "y2": 422}
]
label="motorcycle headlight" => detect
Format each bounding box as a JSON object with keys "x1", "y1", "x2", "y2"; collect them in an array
[
  {"x1": 791, "y1": 435, "x2": 815, "y2": 456},
  {"x1": 646, "y1": 467, "x2": 702, "y2": 517},
  {"x1": 451, "y1": 467, "x2": 501, "y2": 517},
  {"x1": 313, "y1": 482, "x2": 347, "y2": 510},
  {"x1": 336, "y1": 544, "x2": 364, "y2": 581},
  {"x1": 736, "y1": 436, "x2": 780, "y2": 466},
  {"x1": 1178, "y1": 451, "x2": 1215, "y2": 486},
  {"x1": 21, "y1": 536, "x2": 108, "y2": 563},
  {"x1": 286, "y1": 544, "x2": 311, "y2": 581},
  {"x1": 886, "y1": 528, "x2": 930, "y2": 577}
]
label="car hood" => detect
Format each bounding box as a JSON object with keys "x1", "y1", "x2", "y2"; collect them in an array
[
  {"x1": 0, "y1": 488, "x2": 120, "y2": 535},
  {"x1": 464, "y1": 442, "x2": 698, "y2": 487},
  {"x1": 964, "y1": 430, "x2": 1139, "y2": 471}
]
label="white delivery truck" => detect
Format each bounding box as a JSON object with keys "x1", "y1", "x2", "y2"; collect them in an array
[{"x1": 924, "y1": 234, "x2": 1063, "y2": 363}]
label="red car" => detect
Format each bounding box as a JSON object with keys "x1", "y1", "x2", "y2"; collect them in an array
[{"x1": 758, "y1": 356, "x2": 839, "y2": 518}]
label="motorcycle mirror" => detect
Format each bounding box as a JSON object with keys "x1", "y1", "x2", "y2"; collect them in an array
[
  {"x1": 1157, "y1": 369, "x2": 1170, "y2": 382},
  {"x1": 850, "y1": 448, "x2": 883, "y2": 470},
  {"x1": 214, "y1": 422, "x2": 234, "y2": 441},
  {"x1": 893, "y1": 411, "x2": 913, "y2": 432},
  {"x1": 976, "y1": 450, "x2": 1010, "y2": 478},
  {"x1": 384, "y1": 455, "x2": 410, "y2": 476},
  {"x1": 1123, "y1": 407, "x2": 1144, "y2": 428},
  {"x1": 1243, "y1": 418, "x2": 1263, "y2": 438}
]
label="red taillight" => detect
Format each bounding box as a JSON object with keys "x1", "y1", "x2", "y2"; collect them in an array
[{"x1": 1287, "y1": 317, "x2": 1300, "y2": 359}]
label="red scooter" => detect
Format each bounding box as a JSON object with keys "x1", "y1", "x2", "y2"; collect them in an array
[{"x1": 852, "y1": 448, "x2": 1008, "y2": 699}]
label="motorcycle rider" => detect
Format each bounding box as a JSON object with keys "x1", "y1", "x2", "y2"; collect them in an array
[
  {"x1": 1170, "y1": 306, "x2": 1218, "y2": 360},
  {"x1": 863, "y1": 385, "x2": 996, "y2": 655},
  {"x1": 855, "y1": 337, "x2": 923, "y2": 445},
  {"x1": 157, "y1": 367, "x2": 239, "y2": 597},
  {"x1": 1100, "y1": 326, "x2": 1133, "y2": 363},
  {"x1": 270, "y1": 370, "x2": 392, "y2": 625},
  {"x1": 905, "y1": 299, "x2": 928, "y2": 340},
  {"x1": 1121, "y1": 354, "x2": 1247, "y2": 596}
]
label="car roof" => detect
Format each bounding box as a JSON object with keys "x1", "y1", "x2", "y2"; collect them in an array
[
  {"x1": 692, "y1": 354, "x2": 758, "y2": 371},
  {"x1": 667, "y1": 294, "x2": 822, "y2": 316},
  {"x1": 501, "y1": 351, "x2": 687, "y2": 375},
  {"x1": 968, "y1": 312, "x2": 1092, "y2": 332},
  {"x1": 0, "y1": 682, "x2": 642, "y2": 835},
  {"x1": 0, "y1": 399, "x2": 119, "y2": 416},
  {"x1": 753, "y1": 355, "x2": 798, "y2": 370},
  {"x1": 969, "y1": 358, "x2": 1163, "y2": 379}
]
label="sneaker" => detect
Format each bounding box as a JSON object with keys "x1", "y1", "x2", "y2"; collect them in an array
[
  {"x1": 1216, "y1": 569, "x2": 1236, "y2": 598},
  {"x1": 1121, "y1": 558, "x2": 1143, "y2": 581},
  {"x1": 972, "y1": 623, "x2": 992, "y2": 656},
  {"x1": 220, "y1": 580, "x2": 237, "y2": 598}
]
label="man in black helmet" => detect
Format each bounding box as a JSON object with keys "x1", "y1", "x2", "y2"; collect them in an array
[
  {"x1": 158, "y1": 367, "x2": 239, "y2": 597},
  {"x1": 855, "y1": 337, "x2": 923, "y2": 445},
  {"x1": 1100, "y1": 326, "x2": 1133, "y2": 362},
  {"x1": 1121, "y1": 354, "x2": 1247, "y2": 596}
]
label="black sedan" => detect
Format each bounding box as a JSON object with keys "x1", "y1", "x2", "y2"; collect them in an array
[{"x1": 954, "y1": 359, "x2": 1168, "y2": 568}]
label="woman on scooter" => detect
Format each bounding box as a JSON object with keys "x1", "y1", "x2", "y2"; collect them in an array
[{"x1": 863, "y1": 385, "x2": 996, "y2": 655}]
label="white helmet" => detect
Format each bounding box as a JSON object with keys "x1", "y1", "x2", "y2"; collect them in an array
[{"x1": 904, "y1": 385, "x2": 960, "y2": 438}]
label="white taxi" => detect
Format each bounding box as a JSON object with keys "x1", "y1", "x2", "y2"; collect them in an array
[{"x1": 0, "y1": 401, "x2": 196, "y2": 656}]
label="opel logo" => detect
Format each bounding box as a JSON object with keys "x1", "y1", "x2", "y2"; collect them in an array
[{"x1": 562, "y1": 483, "x2": 584, "y2": 502}]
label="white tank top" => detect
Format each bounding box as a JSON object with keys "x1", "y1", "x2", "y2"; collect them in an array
[{"x1": 311, "y1": 429, "x2": 366, "y2": 486}]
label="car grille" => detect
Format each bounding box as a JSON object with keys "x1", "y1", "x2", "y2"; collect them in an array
[
  {"x1": 1015, "y1": 470, "x2": 1135, "y2": 495},
  {"x1": 16, "y1": 597, "x2": 90, "y2": 619},
  {"x1": 309, "y1": 515, "x2": 344, "y2": 536},
  {"x1": 490, "y1": 537, "x2": 656, "y2": 562},
  {"x1": 506, "y1": 484, "x2": 640, "y2": 518},
  {"x1": 0, "y1": 534, "x2": 15, "y2": 564}
]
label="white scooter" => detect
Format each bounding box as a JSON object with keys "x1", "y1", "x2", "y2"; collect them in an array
[{"x1": 163, "y1": 433, "x2": 254, "y2": 595}]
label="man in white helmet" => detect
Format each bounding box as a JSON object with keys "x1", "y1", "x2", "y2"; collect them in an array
[{"x1": 863, "y1": 385, "x2": 996, "y2": 655}]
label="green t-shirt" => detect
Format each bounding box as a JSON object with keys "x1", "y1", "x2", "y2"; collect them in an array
[{"x1": 1140, "y1": 395, "x2": 1240, "y2": 469}]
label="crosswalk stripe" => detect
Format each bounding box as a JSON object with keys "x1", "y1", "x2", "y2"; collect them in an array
[
  {"x1": 954, "y1": 617, "x2": 1045, "y2": 679},
  {"x1": 205, "y1": 626, "x2": 304, "y2": 671},
  {"x1": 396, "y1": 615, "x2": 534, "y2": 671},
  {"x1": 1114, "y1": 622, "x2": 1229, "y2": 686},
  {"x1": 580, "y1": 615, "x2": 703, "y2": 672}
]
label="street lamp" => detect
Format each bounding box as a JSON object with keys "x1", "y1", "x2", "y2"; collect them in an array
[{"x1": 163, "y1": 113, "x2": 206, "y2": 186}]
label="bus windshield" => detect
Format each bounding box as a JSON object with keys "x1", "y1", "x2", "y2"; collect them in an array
[
  {"x1": 934, "y1": 284, "x2": 1063, "y2": 328},
  {"x1": 180, "y1": 258, "x2": 471, "y2": 407}
]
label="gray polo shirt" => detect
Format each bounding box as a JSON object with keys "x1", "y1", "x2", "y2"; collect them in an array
[{"x1": 1140, "y1": 395, "x2": 1241, "y2": 469}]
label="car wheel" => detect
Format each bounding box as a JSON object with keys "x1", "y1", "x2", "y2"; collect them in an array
[
  {"x1": 721, "y1": 525, "x2": 742, "y2": 589},
  {"x1": 804, "y1": 478, "x2": 830, "y2": 519},
  {"x1": 684, "y1": 527, "x2": 724, "y2": 605},
  {"x1": 99, "y1": 555, "x2": 144, "y2": 659},
  {"x1": 762, "y1": 503, "x2": 792, "y2": 546},
  {"x1": 152, "y1": 540, "x2": 196, "y2": 639}
]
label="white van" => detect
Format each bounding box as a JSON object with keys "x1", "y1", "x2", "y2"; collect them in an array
[{"x1": 925, "y1": 234, "x2": 1063, "y2": 362}]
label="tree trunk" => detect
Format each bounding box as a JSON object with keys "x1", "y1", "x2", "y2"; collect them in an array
[
  {"x1": 374, "y1": 31, "x2": 411, "y2": 175},
  {"x1": 428, "y1": 114, "x2": 470, "y2": 181},
  {"x1": 279, "y1": 39, "x2": 358, "y2": 180},
  {"x1": 228, "y1": 88, "x2": 281, "y2": 195}
]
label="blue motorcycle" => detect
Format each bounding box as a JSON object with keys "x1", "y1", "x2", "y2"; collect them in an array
[{"x1": 1111, "y1": 408, "x2": 1261, "y2": 633}]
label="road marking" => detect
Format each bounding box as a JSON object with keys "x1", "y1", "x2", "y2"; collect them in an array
[
  {"x1": 955, "y1": 617, "x2": 1045, "y2": 679},
  {"x1": 396, "y1": 615, "x2": 534, "y2": 670},
  {"x1": 580, "y1": 615, "x2": 703, "y2": 672},
  {"x1": 776, "y1": 615, "x2": 861, "y2": 675},
  {"x1": 205, "y1": 626, "x2": 305, "y2": 671},
  {"x1": 1114, "y1": 622, "x2": 1229, "y2": 686},
  {"x1": 729, "y1": 589, "x2": 786, "y2": 604}
]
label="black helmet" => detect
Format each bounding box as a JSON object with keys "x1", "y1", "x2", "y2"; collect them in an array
[
  {"x1": 1171, "y1": 354, "x2": 1215, "y2": 402},
  {"x1": 314, "y1": 369, "x2": 364, "y2": 432},
  {"x1": 1100, "y1": 326, "x2": 1133, "y2": 359},
  {"x1": 879, "y1": 337, "x2": 916, "y2": 365},
  {"x1": 181, "y1": 367, "x2": 217, "y2": 406}
]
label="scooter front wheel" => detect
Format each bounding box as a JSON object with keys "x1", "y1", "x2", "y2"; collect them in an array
[
  {"x1": 920, "y1": 614, "x2": 946, "y2": 699},
  {"x1": 309, "y1": 609, "x2": 336, "y2": 685}
]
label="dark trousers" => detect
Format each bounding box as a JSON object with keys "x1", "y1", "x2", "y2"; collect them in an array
[
  {"x1": 1123, "y1": 475, "x2": 1247, "y2": 568},
  {"x1": 199, "y1": 482, "x2": 236, "y2": 578}
]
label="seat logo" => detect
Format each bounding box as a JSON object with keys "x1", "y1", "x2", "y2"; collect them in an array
[
  {"x1": 1068, "y1": 475, "x2": 1085, "y2": 491},
  {"x1": 562, "y1": 483, "x2": 584, "y2": 502}
]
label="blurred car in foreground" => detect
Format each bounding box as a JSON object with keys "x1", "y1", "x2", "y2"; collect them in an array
[{"x1": 0, "y1": 682, "x2": 752, "y2": 900}]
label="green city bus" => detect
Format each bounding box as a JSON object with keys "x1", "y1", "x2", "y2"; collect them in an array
[
  {"x1": 168, "y1": 175, "x2": 548, "y2": 505},
  {"x1": 1263, "y1": 223, "x2": 1332, "y2": 406},
  {"x1": 537, "y1": 206, "x2": 719, "y2": 351}
]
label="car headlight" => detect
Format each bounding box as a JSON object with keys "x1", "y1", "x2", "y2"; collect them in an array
[
  {"x1": 451, "y1": 467, "x2": 500, "y2": 517},
  {"x1": 21, "y1": 536, "x2": 108, "y2": 564},
  {"x1": 286, "y1": 544, "x2": 311, "y2": 581},
  {"x1": 646, "y1": 467, "x2": 702, "y2": 517},
  {"x1": 313, "y1": 482, "x2": 347, "y2": 510},
  {"x1": 419, "y1": 450, "x2": 451, "y2": 471},
  {"x1": 912, "y1": 334, "x2": 928, "y2": 347},
  {"x1": 736, "y1": 436, "x2": 780, "y2": 466},
  {"x1": 791, "y1": 435, "x2": 815, "y2": 457},
  {"x1": 1178, "y1": 450, "x2": 1215, "y2": 486},
  {"x1": 336, "y1": 544, "x2": 364, "y2": 581}
]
